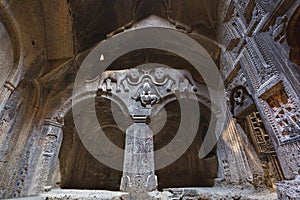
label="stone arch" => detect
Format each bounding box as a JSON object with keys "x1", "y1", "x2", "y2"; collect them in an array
[
  {"x1": 44, "y1": 71, "x2": 220, "y2": 190},
  {"x1": 153, "y1": 98, "x2": 218, "y2": 189},
  {"x1": 52, "y1": 89, "x2": 218, "y2": 190},
  {"x1": 37, "y1": 23, "x2": 226, "y2": 194},
  {"x1": 46, "y1": 77, "x2": 216, "y2": 136},
  {"x1": 58, "y1": 97, "x2": 126, "y2": 190},
  {"x1": 229, "y1": 85, "x2": 255, "y2": 118}
]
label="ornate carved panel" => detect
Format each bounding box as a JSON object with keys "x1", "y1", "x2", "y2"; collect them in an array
[
  {"x1": 98, "y1": 67, "x2": 198, "y2": 95},
  {"x1": 269, "y1": 15, "x2": 288, "y2": 44},
  {"x1": 261, "y1": 82, "x2": 300, "y2": 143},
  {"x1": 223, "y1": 19, "x2": 244, "y2": 51},
  {"x1": 252, "y1": 35, "x2": 278, "y2": 81},
  {"x1": 246, "y1": 111, "x2": 275, "y2": 154}
]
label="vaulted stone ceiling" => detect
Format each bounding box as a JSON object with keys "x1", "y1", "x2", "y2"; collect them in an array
[
  {"x1": 58, "y1": 0, "x2": 221, "y2": 85},
  {"x1": 0, "y1": 0, "x2": 221, "y2": 83},
  {"x1": 68, "y1": 0, "x2": 220, "y2": 52}
]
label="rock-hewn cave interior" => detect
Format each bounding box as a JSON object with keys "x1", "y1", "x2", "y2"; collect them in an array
[{"x1": 0, "y1": 0, "x2": 299, "y2": 199}]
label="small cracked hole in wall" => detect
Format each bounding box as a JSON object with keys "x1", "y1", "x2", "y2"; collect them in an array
[{"x1": 32, "y1": 40, "x2": 37, "y2": 46}]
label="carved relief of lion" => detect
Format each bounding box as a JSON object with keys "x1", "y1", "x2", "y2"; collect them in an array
[
  {"x1": 153, "y1": 68, "x2": 197, "y2": 92},
  {"x1": 99, "y1": 69, "x2": 140, "y2": 92}
]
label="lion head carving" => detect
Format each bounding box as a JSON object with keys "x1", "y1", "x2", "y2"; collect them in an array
[
  {"x1": 154, "y1": 68, "x2": 167, "y2": 82},
  {"x1": 128, "y1": 69, "x2": 140, "y2": 82}
]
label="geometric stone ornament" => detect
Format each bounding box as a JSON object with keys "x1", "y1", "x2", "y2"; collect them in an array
[
  {"x1": 261, "y1": 82, "x2": 300, "y2": 143},
  {"x1": 269, "y1": 15, "x2": 287, "y2": 44},
  {"x1": 246, "y1": 111, "x2": 275, "y2": 154}
]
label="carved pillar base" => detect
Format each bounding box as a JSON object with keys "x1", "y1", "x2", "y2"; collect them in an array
[{"x1": 120, "y1": 122, "x2": 158, "y2": 193}]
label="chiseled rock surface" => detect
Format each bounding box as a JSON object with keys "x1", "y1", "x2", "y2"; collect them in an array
[{"x1": 276, "y1": 175, "x2": 300, "y2": 200}]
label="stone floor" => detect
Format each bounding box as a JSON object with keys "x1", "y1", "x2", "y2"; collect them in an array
[
  {"x1": 162, "y1": 187, "x2": 277, "y2": 200},
  {"x1": 7, "y1": 187, "x2": 277, "y2": 200}
]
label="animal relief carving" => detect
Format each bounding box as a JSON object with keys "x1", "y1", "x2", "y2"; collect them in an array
[
  {"x1": 99, "y1": 69, "x2": 140, "y2": 92},
  {"x1": 99, "y1": 67, "x2": 198, "y2": 94},
  {"x1": 153, "y1": 68, "x2": 197, "y2": 92}
]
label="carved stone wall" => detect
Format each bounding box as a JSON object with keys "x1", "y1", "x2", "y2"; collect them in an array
[
  {"x1": 218, "y1": 0, "x2": 300, "y2": 196},
  {"x1": 0, "y1": 80, "x2": 41, "y2": 198}
]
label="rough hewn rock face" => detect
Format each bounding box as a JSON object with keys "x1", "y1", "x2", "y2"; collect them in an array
[
  {"x1": 0, "y1": 21, "x2": 14, "y2": 91},
  {"x1": 0, "y1": 0, "x2": 299, "y2": 199},
  {"x1": 277, "y1": 174, "x2": 300, "y2": 199}
]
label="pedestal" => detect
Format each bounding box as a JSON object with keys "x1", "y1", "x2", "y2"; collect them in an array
[{"x1": 120, "y1": 121, "x2": 158, "y2": 193}]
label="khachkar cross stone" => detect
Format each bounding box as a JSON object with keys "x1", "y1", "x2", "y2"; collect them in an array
[{"x1": 98, "y1": 64, "x2": 198, "y2": 198}]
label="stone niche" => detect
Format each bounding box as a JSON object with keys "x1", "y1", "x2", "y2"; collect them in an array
[
  {"x1": 154, "y1": 101, "x2": 218, "y2": 190},
  {"x1": 58, "y1": 98, "x2": 125, "y2": 191}
]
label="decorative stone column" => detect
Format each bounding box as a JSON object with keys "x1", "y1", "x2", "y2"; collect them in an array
[
  {"x1": 120, "y1": 118, "x2": 158, "y2": 197},
  {"x1": 28, "y1": 117, "x2": 63, "y2": 195},
  {"x1": 96, "y1": 65, "x2": 199, "y2": 197}
]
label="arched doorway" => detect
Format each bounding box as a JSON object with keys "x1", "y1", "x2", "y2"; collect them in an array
[
  {"x1": 57, "y1": 96, "x2": 218, "y2": 190},
  {"x1": 154, "y1": 99, "x2": 218, "y2": 189},
  {"x1": 59, "y1": 98, "x2": 127, "y2": 190}
]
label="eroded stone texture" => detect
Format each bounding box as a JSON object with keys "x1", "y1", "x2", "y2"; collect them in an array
[
  {"x1": 0, "y1": 21, "x2": 14, "y2": 91},
  {"x1": 277, "y1": 173, "x2": 300, "y2": 199}
]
